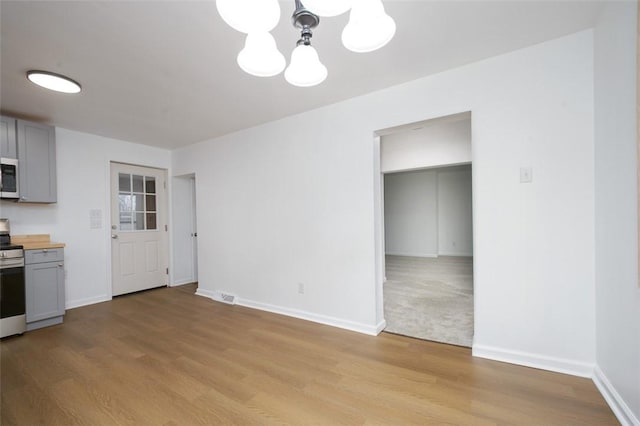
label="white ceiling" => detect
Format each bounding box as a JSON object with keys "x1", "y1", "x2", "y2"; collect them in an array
[{"x1": 0, "y1": 1, "x2": 603, "y2": 149}]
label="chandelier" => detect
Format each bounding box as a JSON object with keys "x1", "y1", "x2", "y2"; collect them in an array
[{"x1": 216, "y1": 0, "x2": 396, "y2": 87}]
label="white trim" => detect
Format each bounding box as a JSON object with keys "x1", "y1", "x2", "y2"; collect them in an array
[
  {"x1": 593, "y1": 365, "x2": 640, "y2": 426},
  {"x1": 195, "y1": 290, "x2": 382, "y2": 335},
  {"x1": 195, "y1": 287, "x2": 221, "y2": 300},
  {"x1": 169, "y1": 279, "x2": 196, "y2": 287},
  {"x1": 66, "y1": 294, "x2": 111, "y2": 310},
  {"x1": 472, "y1": 344, "x2": 594, "y2": 378},
  {"x1": 385, "y1": 251, "x2": 438, "y2": 258},
  {"x1": 437, "y1": 251, "x2": 473, "y2": 257},
  {"x1": 238, "y1": 298, "x2": 383, "y2": 336}
]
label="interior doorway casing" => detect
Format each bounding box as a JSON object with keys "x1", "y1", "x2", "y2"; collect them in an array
[{"x1": 373, "y1": 111, "x2": 476, "y2": 347}]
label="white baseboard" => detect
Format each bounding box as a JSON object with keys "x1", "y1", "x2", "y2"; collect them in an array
[
  {"x1": 170, "y1": 279, "x2": 197, "y2": 287},
  {"x1": 196, "y1": 288, "x2": 386, "y2": 336},
  {"x1": 238, "y1": 298, "x2": 383, "y2": 336},
  {"x1": 66, "y1": 294, "x2": 111, "y2": 310},
  {"x1": 195, "y1": 287, "x2": 217, "y2": 299},
  {"x1": 593, "y1": 365, "x2": 640, "y2": 426},
  {"x1": 472, "y1": 344, "x2": 594, "y2": 378},
  {"x1": 375, "y1": 319, "x2": 387, "y2": 335},
  {"x1": 385, "y1": 252, "x2": 438, "y2": 258},
  {"x1": 438, "y1": 251, "x2": 473, "y2": 257}
]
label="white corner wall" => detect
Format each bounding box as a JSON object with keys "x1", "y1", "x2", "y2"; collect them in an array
[
  {"x1": 0, "y1": 128, "x2": 171, "y2": 309},
  {"x1": 384, "y1": 170, "x2": 438, "y2": 257},
  {"x1": 173, "y1": 29, "x2": 597, "y2": 372},
  {"x1": 593, "y1": 1, "x2": 640, "y2": 424}
]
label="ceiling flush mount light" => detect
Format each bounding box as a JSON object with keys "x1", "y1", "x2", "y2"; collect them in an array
[
  {"x1": 215, "y1": 0, "x2": 395, "y2": 87},
  {"x1": 26, "y1": 70, "x2": 82, "y2": 94}
]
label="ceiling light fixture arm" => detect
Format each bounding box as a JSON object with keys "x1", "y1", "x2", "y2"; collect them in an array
[{"x1": 292, "y1": 0, "x2": 320, "y2": 46}]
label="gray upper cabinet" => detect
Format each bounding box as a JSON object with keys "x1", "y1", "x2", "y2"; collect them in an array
[
  {"x1": 0, "y1": 116, "x2": 17, "y2": 159},
  {"x1": 17, "y1": 119, "x2": 57, "y2": 203}
]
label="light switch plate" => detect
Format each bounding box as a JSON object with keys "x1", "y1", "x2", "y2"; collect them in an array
[
  {"x1": 90, "y1": 209, "x2": 102, "y2": 229},
  {"x1": 520, "y1": 167, "x2": 533, "y2": 183}
]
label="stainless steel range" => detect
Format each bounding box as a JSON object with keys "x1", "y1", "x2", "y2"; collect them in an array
[{"x1": 0, "y1": 218, "x2": 26, "y2": 338}]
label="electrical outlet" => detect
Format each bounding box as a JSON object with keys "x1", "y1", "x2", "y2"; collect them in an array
[{"x1": 298, "y1": 283, "x2": 304, "y2": 294}]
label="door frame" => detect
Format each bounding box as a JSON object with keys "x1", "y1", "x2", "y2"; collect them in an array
[
  {"x1": 108, "y1": 161, "x2": 169, "y2": 296},
  {"x1": 170, "y1": 173, "x2": 198, "y2": 286},
  {"x1": 373, "y1": 112, "x2": 477, "y2": 344}
]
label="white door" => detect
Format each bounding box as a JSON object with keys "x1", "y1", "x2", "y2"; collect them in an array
[
  {"x1": 111, "y1": 162, "x2": 168, "y2": 296},
  {"x1": 190, "y1": 176, "x2": 198, "y2": 282}
]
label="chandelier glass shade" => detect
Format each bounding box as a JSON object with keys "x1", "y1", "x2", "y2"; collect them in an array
[
  {"x1": 285, "y1": 44, "x2": 328, "y2": 87},
  {"x1": 216, "y1": 0, "x2": 395, "y2": 87},
  {"x1": 342, "y1": 0, "x2": 396, "y2": 53},
  {"x1": 216, "y1": 0, "x2": 281, "y2": 33},
  {"x1": 237, "y1": 32, "x2": 286, "y2": 77}
]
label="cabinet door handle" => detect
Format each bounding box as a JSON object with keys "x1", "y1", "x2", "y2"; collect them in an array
[
  {"x1": 58, "y1": 263, "x2": 63, "y2": 267},
  {"x1": 42, "y1": 249, "x2": 48, "y2": 253}
]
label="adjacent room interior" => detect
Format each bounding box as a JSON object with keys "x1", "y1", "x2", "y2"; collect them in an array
[{"x1": 379, "y1": 114, "x2": 474, "y2": 347}]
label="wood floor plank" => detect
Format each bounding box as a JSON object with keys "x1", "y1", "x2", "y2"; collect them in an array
[{"x1": 0, "y1": 283, "x2": 618, "y2": 425}]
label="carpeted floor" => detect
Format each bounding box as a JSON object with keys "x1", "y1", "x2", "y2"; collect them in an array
[{"x1": 383, "y1": 255, "x2": 474, "y2": 347}]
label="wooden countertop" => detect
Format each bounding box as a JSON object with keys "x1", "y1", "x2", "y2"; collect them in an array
[{"x1": 11, "y1": 234, "x2": 65, "y2": 250}]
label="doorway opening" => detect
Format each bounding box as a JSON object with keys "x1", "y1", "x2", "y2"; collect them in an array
[
  {"x1": 375, "y1": 112, "x2": 474, "y2": 347},
  {"x1": 171, "y1": 174, "x2": 198, "y2": 287}
]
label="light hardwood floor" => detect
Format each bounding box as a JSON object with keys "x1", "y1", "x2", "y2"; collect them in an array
[{"x1": 1, "y1": 284, "x2": 617, "y2": 425}]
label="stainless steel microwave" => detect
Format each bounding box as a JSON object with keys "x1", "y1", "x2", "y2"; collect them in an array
[{"x1": 0, "y1": 158, "x2": 19, "y2": 199}]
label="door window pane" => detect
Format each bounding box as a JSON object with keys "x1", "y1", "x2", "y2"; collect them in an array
[
  {"x1": 145, "y1": 195, "x2": 156, "y2": 212},
  {"x1": 132, "y1": 175, "x2": 144, "y2": 193},
  {"x1": 145, "y1": 177, "x2": 156, "y2": 194},
  {"x1": 134, "y1": 213, "x2": 145, "y2": 230},
  {"x1": 120, "y1": 213, "x2": 133, "y2": 230},
  {"x1": 118, "y1": 173, "x2": 160, "y2": 232},
  {"x1": 132, "y1": 194, "x2": 144, "y2": 211},
  {"x1": 119, "y1": 173, "x2": 130, "y2": 192},
  {"x1": 119, "y1": 193, "x2": 132, "y2": 212},
  {"x1": 146, "y1": 213, "x2": 157, "y2": 230}
]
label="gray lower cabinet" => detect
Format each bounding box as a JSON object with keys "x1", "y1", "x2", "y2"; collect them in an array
[{"x1": 25, "y1": 248, "x2": 65, "y2": 331}]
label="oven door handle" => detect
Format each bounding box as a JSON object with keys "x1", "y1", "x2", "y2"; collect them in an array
[{"x1": 0, "y1": 258, "x2": 25, "y2": 269}]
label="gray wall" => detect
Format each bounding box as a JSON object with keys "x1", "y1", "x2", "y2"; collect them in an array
[{"x1": 384, "y1": 165, "x2": 472, "y2": 257}]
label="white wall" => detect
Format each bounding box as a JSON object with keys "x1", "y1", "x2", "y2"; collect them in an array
[
  {"x1": 173, "y1": 29, "x2": 597, "y2": 374},
  {"x1": 384, "y1": 170, "x2": 438, "y2": 257},
  {"x1": 0, "y1": 128, "x2": 171, "y2": 308},
  {"x1": 381, "y1": 117, "x2": 471, "y2": 173},
  {"x1": 438, "y1": 166, "x2": 473, "y2": 256},
  {"x1": 383, "y1": 165, "x2": 472, "y2": 257},
  {"x1": 593, "y1": 1, "x2": 640, "y2": 424}
]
